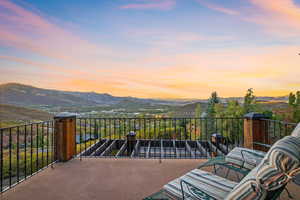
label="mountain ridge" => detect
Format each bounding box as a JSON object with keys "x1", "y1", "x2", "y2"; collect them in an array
[
  {"x1": 0, "y1": 83, "x2": 289, "y2": 107},
  {"x1": 0, "y1": 83, "x2": 178, "y2": 107}
]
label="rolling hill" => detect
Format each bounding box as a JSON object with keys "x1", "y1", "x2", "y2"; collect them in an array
[
  {"x1": 0, "y1": 104, "x2": 52, "y2": 122},
  {"x1": 0, "y1": 83, "x2": 177, "y2": 107},
  {"x1": 0, "y1": 83, "x2": 98, "y2": 106},
  {"x1": 0, "y1": 83, "x2": 289, "y2": 109}
]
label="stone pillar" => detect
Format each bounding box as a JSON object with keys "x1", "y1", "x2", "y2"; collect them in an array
[
  {"x1": 54, "y1": 113, "x2": 76, "y2": 162},
  {"x1": 244, "y1": 113, "x2": 269, "y2": 151},
  {"x1": 127, "y1": 131, "x2": 136, "y2": 156}
]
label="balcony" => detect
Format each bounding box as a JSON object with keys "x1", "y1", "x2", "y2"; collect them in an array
[
  {"x1": 2, "y1": 159, "x2": 202, "y2": 199},
  {"x1": 0, "y1": 115, "x2": 299, "y2": 199},
  {"x1": 1, "y1": 159, "x2": 300, "y2": 200}
]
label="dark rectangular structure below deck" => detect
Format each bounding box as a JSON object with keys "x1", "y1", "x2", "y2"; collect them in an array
[{"x1": 78, "y1": 139, "x2": 228, "y2": 159}]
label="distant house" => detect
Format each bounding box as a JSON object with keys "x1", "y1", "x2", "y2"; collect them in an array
[{"x1": 172, "y1": 111, "x2": 196, "y2": 118}]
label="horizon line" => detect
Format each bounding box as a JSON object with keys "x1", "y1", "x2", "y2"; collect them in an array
[{"x1": 0, "y1": 82, "x2": 292, "y2": 100}]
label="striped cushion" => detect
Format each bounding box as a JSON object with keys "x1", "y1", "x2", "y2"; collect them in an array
[
  {"x1": 256, "y1": 136, "x2": 300, "y2": 190},
  {"x1": 291, "y1": 123, "x2": 300, "y2": 138},
  {"x1": 225, "y1": 147, "x2": 266, "y2": 170},
  {"x1": 226, "y1": 136, "x2": 300, "y2": 200},
  {"x1": 225, "y1": 166, "x2": 266, "y2": 200},
  {"x1": 163, "y1": 169, "x2": 238, "y2": 200}
]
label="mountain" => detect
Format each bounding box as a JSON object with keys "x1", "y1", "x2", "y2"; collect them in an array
[
  {"x1": 0, "y1": 83, "x2": 98, "y2": 106},
  {"x1": 0, "y1": 83, "x2": 289, "y2": 108},
  {"x1": 0, "y1": 104, "x2": 52, "y2": 122},
  {"x1": 0, "y1": 83, "x2": 178, "y2": 107},
  {"x1": 175, "y1": 102, "x2": 208, "y2": 112},
  {"x1": 66, "y1": 91, "x2": 186, "y2": 106},
  {"x1": 67, "y1": 91, "x2": 122, "y2": 105}
]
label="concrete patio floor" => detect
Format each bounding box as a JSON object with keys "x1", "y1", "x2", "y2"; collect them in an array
[{"x1": 1, "y1": 158, "x2": 299, "y2": 200}]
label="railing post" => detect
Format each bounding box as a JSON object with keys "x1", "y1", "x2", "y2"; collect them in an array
[
  {"x1": 127, "y1": 131, "x2": 136, "y2": 156},
  {"x1": 54, "y1": 113, "x2": 76, "y2": 162},
  {"x1": 243, "y1": 113, "x2": 269, "y2": 151}
]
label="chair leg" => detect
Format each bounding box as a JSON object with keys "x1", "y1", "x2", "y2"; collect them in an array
[
  {"x1": 214, "y1": 165, "x2": 222, "y2": 175},
  {"x1": 284, "y1": 188, "x2": 293, "y2": 199},
  {"x1": 235, "y1": 171, "x2": 240, "y2": 181},
  {"x1": 225, "y1": 168, "x2": 230, "y2": 178}
]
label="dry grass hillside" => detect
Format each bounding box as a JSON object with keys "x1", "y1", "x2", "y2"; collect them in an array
[{"x1": 0, "y1": 104, "x2": 52, "y2": 125}]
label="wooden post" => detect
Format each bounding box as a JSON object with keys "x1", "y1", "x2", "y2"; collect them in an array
[
  {"x1": 244, "y1": 113, "x2": 269, "y2": 151},
  {"x1": 54, "y1": 113, "x2": 76, "y2": 162}
]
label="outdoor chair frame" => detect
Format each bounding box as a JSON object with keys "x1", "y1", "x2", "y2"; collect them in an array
[{"x1": 197, "y1": 148, "x2": 266, "y2": 180}]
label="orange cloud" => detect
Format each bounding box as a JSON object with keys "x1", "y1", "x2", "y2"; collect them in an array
[
  {"x1": 250, "y1": 0, "x2": 300, "y2": 19},
  {"x1": 195, "y1": 0, "x2": 300, "y2": 38},
  {"x1": 245, "y1": 0, "x2": 300, "y2": 37}
]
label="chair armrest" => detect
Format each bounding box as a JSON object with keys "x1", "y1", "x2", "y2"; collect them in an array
[
  {"x1": 240, "y1": 149, "x2": 265, "y2": 161},
  {"x1": 239, "y1": 149, "x2": 265, "y2": 169},
  {"x1": 197, "y1": 156, "x2": 225, "y2": 169},
  {"x1": 180, "y1": 179, "x2": 217, "y2": 200}
]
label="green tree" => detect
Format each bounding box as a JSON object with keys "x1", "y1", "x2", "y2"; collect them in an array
[
  {"x1": 205, "y1": 92, "x2": 220, "y2": 135},
  {"x1": 214, "y1": 100, "x2": 244, "y2": 141},
  {"x1": 289, "y1": 92, "x2": 296, "y2": 106},
  {"x1": 225, "y1": 100, "x2": 243, "y2": 118},
  {"x1": 243, "y1": 88, "x2": 256, "y2": 114},
  {"x1": 287, "y1": 91, "x2": 300, "y2": 122},
  {"x1": 179, "y1": 119, "x2": 188, "y2": 139},
  {"x1": 209, "y1": 91, "x2": 220, "y2": 104},
  {"x1": 296, "y1": 91, "x2": 300, "y2": 105},
  {"x1": 294, "y1": 91, "x2": 300, "y2": 122},
  {"x1": 93, "y1": 124, "x2": 99, "y2": 139},
  {"x1": 214, "y1": 103, "x2": 225, "y2": 117},
  {"x1": 138, "y1": 113, "x2": 146, "y2": 118},
  {"x1": 207, "y1": 91, "x2": 220, "y2": 117},
  {"x1": 194, "y1": 103, "x2": 202, "y2": 118},
  {"x1": 35, "y1": 135, "x2": 45, "y2": 148}
]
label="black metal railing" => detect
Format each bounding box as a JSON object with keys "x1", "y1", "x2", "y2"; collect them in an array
[
  {"x1": 255, "y1": 119, "x2": 298, "y2": 148},
  {"x1": 75, "y1": 118, "x2": 244, "y2": 158},
  {"x1": 0, "y1": 116, "x2": 297, "y2": 193},
  {"x1": 0, "y1": 121, "x2": 57, "y2": 193}
]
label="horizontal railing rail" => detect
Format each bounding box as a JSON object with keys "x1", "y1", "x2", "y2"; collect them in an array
[
  {"x1": 75, "y1": 118, "x2": 244, "y2": 159},
  {"x1": 0, "y1": 121, "x2": 57, "y2": 193}
]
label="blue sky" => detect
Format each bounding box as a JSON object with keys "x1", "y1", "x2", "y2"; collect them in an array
[{"x1": 0, "y1": 0, "x2": 300, "y2": 98}]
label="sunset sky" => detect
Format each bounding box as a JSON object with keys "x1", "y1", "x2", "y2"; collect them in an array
[{"x1": 0, "y1": 0, "x2": 300, "y2": 98}]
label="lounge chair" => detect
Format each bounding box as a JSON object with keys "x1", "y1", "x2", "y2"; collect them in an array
[
  {"x1": 162, "y1": 134, "x2": 300, "y2": 200},
  {"x1": 144, "y1": 147, "x2": 266, "y2": 200},
  {"x1": 197, "y1": 122, "x2": 300, "y2": 179}
]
